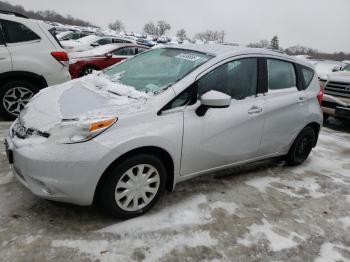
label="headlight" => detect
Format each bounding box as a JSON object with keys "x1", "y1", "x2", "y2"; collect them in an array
[{"x1": 47, "y1": 117, "x2": 117, "y2": 144}]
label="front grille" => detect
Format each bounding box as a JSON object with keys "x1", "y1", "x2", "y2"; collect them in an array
[
  {"x1": 321, "y1": 100, "x2": 338, "y2": 109},
  {"x1": 325, "y1": 81, "x2": 350, "y2": 98}
]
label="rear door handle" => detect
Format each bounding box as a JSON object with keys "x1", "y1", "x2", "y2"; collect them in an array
[
  {"x1": 248, "y1": 106, "x2": 263, "y2": 115},
  {"x1": 0, "y1": 57, "x2": 6, "y2": 60}
]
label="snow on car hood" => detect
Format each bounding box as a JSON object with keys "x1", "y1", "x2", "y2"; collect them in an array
[
  {"x1": 327, "y1": 71, "x2": 350, "y2": 83},
  {"x1": 20, "y1": 73, "x2": 150, "y2": 132}
]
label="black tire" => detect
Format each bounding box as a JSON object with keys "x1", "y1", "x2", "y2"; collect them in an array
[
  {"x1": 286, "y1": 126, "x2": 316, "y2": 166},
  {"x1": 323, "y1": 113, "x2": 330, "y2": 122},
  {"x1": 97, "y1": 154, "x2": 167, "y2": 219},
  {"x1": 80, "y1": 66, "x2": 98, "y2": 77},
  {"x1": 0, "y1": 80, "x2": 39, "y2": 121}
]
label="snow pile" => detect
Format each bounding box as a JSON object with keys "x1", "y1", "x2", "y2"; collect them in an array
[
  {"x1": 315, "y1": 243, "x2": 350, "y2": 262},
  {"x1": 237, "y1": 219, "x2": 305, "y2": 252}
]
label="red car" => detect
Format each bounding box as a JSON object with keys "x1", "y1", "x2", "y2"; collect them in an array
[{"x1": 69, "y1": 44, "x2": 149, "y2": 78}]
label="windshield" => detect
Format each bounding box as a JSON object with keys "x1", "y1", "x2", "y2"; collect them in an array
[
  {"x1": 342, "y1": 64, "x2": 350, "y2": 71},
  {"x1": 104, "y1": 48, "x2": 213, "y2": 93}
]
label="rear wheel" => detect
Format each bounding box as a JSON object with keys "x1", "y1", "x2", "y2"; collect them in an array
[
  {"x1": 0, "y1": 80, "x2": 38, "y2": 120},
  {"x1": 286, "y1": 126, "x2": 315, "y2": 166},
  {"x1": 80, "y1": 66, "x2": 98, "y2": 77},
  {"x1": 97, "y1": 154, "x2": 166, "y2": 219}
]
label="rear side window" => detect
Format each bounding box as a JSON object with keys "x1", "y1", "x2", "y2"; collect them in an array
[
  {"x1": 302, "y1": 67, "x2": 314, "y2": 88},
  {"x1": 97, "y1": 38, "x2": 112, "y2": 45},
  {"x1": 113, "y1": 47, "x2": 136, "y2": 56},
  {"x1": 113, "y1": 39, "x2": 131, "y2": 44},
  {"x1": 137, "y1": 47, "x2": 148, "y2": 54},
  {"x1": 1, "y1": 20, "x2": 40, "y2": 43},
  {"x1": 267, "y1": 59, "x2": 296, "y2": 90}
]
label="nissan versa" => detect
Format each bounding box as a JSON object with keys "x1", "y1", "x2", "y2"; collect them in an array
[{"x1": 5, "y1": 45, "x2": 323, "y2": 218}]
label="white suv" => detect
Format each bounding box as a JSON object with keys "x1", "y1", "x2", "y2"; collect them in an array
[{"x1": 0, "y1": 11, "x2": 71, "y2": 120}]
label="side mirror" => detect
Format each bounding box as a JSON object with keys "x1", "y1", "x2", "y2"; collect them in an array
[
  {"x1": 91, "y1": 43, "x2": 100, "y2": 47},
  {"x1": 105, "y1": 53, "x2": 112, "y2": 58},
  {"x1": 196, "y1": 90, "x2": 231, "y2": 116},
  {"x1": 332, "y1": 67, "x2": 340, "y2": 72}
]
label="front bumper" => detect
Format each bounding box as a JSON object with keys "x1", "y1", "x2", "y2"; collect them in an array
[{"x1": 4, "y1": 133, "x2": 111, "y2": 206}]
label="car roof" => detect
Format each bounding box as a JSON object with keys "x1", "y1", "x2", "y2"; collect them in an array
[{"x1": 161, "y1": 44, "x2": 313, "y2": 68}]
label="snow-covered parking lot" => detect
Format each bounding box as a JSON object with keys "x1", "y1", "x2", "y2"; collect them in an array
[{"x1": 0, "y1": 119, "x2": 349, "y2": 262}]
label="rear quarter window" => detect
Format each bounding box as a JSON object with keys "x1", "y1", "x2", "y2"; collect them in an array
[
  {"x1": 1, "y1": 19, "x2": 40, "y2": 43},
  {"x1": 267, "y1": 59, "x2": 297, "y2": 90},
  {"x1": 301, "y1": 67, "x2": 315, "y2": 88}
]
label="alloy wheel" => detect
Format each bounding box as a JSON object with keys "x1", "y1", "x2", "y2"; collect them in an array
[
  {"x1": 3, "y1": 87, "x2": 34, "y2": 116},
  {"x1": 83, "y1": 68, "x2": 94, "y2": 75}
]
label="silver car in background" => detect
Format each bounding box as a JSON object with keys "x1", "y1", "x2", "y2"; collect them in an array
[{"x1": 5, "y1": 45, "x2": 323, "y2": 218}]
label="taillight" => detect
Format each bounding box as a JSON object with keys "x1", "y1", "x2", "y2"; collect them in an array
[
  {"x1": 51, "y1": 51, "x2": 69, "y2": 66},
  {"x1": 317, "y1": 85, "x2": 324, "y2": 105}
]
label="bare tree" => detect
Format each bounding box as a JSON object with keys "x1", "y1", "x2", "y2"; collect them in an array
[
  {"x1": 143, "y1": 22, "x2": 158, "y2": 36},
  {"x1": 247, "y1": 39, "x2": 270, "y2": 48},
  {"x1": 157, "y1": 20, "x2": 171, "y2": 36},
  {"x1": 108, "y1": 20, "x2": 125, "y2": 33},
  {"x1": 195, "y1": 30, "x2": 225, "y2": 43},
  {"x1": 176, "y1": 29, "x2": 187, "y2": 41},
  {"x1": 144, "y1": 20, "x2": 171, "y2": 37}
]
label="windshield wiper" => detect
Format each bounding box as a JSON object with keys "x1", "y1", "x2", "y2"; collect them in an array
[{"x1": 107, "y1": 90, "x2": 138, "y2": 99}]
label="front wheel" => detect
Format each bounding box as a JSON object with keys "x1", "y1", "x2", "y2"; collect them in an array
[
  {"x1": 97, "y1": 154, "x2": 167, "y2": 219},
  {"x1": 285, "y1": 127, "x2": 316, "y2": 166}
]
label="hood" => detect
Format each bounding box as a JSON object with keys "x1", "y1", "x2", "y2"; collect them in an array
[
  {"x1": 327, "y1": 71, "x2": 350, "y2": 83},
  {"x1": 20, "y1": 73, "x2": 150, "y2": 132}
]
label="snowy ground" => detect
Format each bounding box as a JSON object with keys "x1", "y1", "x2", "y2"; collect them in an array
[{"x1": 0, "y1": 118, "x2": 349, "y2": 262}]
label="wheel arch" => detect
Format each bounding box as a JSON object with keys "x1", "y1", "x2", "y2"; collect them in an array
[
  {"x1": 94, "y1": 146, "x2": 175, "y2": 203},
  {"x1": 0, "y1": 71, "x2": 47, "y2": 89},
  {"x1": 305, "y1": 122, "x2": 321, "y2": 147}
]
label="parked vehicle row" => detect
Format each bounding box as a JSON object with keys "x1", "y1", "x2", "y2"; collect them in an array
[
  {"x1": 69, "y1": 44, "x2": 149, "y2": 78},
  {"x1": 61, "y1": 34, "x2": 137, "y2": 53},
  {"x1": 5, "y1": 44, "x2": 323, "y2": 218},
  {"x1": 0, "y1": 11, "x2": 71, "y2": 120}
]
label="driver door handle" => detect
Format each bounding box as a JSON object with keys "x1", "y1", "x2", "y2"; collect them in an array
[{"x1": 248, "y1": 106, "x2": 263, "y2": 115}]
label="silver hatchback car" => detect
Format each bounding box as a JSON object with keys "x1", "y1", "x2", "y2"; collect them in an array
[{"x1": 5, "y1": 45, "x2": 323, "y2": 218}]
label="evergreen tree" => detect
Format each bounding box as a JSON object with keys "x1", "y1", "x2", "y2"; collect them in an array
[{"x1": 270, "y1": 35, "x2": 279, "y2": 50}]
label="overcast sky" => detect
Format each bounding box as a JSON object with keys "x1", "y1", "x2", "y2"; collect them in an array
[{"x1": 9, "y1": 0, "x2": 350, "y2": 52}]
